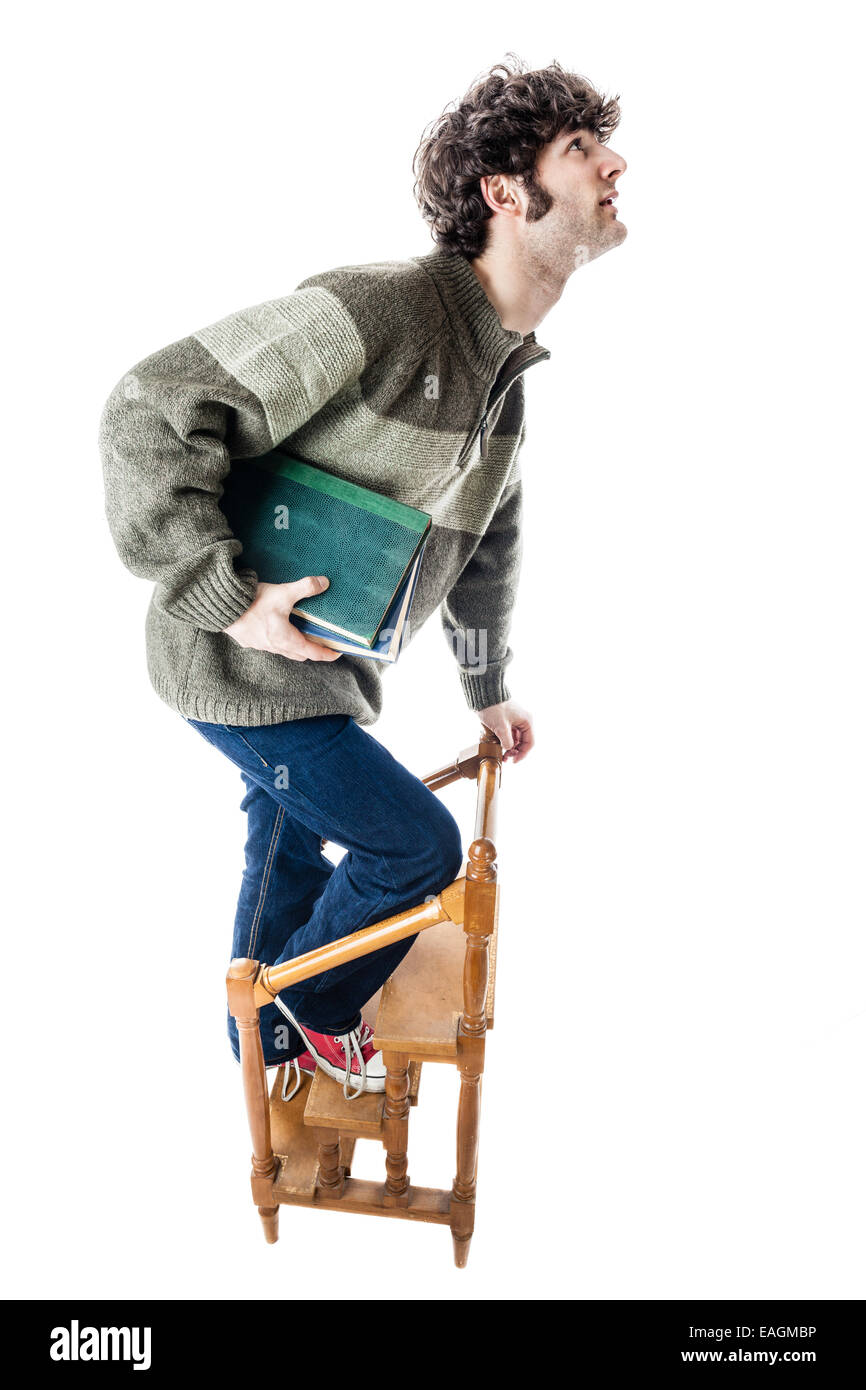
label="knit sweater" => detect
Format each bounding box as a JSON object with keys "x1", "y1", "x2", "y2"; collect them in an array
[{"x1": 99, "y1": 247, "x2": 551, "y2": 727}]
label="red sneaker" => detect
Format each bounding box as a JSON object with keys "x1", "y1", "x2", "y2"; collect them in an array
[{"x1": 273, "y1": 997, "x2": 386, "y2": 1100}]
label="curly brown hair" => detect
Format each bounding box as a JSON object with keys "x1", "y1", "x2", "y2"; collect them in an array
[{"x1": 413, "y1": 54, "x2": 622, "y2": 261}]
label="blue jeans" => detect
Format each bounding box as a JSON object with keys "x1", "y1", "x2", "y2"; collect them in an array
[{"x1": 185, "y1": 714, "x2": 464, "y2": 1065}]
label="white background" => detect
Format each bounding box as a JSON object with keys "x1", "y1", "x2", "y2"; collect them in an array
[{"x1": 3, "y1": 0, "x2": 863, "y2": 1301}]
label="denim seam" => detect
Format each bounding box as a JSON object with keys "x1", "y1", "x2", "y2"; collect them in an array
[
  {"x1": 375, "y1": 849, "x2": 400, "y2": 898},
  {"x1": 223, "y1": 726, "x2": 273, "y2": 768},
  {"x1": 247, "y1": 805, "x2": 285, "y2": 960}
]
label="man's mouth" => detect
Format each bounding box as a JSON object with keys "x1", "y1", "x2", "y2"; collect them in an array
[{"x1": 600, "y1": 194, "x2": 618, "y2": 212}]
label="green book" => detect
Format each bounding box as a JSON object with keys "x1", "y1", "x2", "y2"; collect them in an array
[{"x1": 220, "y1": 450, "x2": 431, "y2": 648}]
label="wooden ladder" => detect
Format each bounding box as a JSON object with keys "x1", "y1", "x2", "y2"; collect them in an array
[{"x1": 225, "y1": 722, "x2": 503, "y2": 1267}]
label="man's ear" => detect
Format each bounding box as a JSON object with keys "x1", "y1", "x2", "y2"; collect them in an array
[{"x1": 478, "y1": 172, "x2": 524, "y2": 221}]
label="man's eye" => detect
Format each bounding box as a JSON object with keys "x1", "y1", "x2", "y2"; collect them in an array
[{"x1": 569, "y1": 138, "x2": 584, "y2": 152}]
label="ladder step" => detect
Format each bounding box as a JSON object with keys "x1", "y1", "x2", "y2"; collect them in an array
[
  {"x1": 373, "y1": 894, "x2": 499, "y2": 1060},
  {"x1": 303, "y1": 1059, "x2": 421, "y2": 1137},
  {"x1": 267, "y1": 1069, "x2": 355, "y2": 1197}
]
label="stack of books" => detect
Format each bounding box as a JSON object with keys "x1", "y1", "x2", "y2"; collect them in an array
[{"x1": 220, "y1": 450, "x2": 431, "y2": 662}]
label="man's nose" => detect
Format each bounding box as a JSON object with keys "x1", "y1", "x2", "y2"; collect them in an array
[{"x1": 604, "y1": 148, "x2": 627, "y2": 179}]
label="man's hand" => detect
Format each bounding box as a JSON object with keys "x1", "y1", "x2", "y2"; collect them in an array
[
  {"x1": 477, "y1": 699, "x2": 534, "y2": 763},
  {"x1": 222, "y1": 576, "x2": 343, "y2": 662}
]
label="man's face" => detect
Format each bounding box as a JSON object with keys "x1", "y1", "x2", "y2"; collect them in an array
[{"x1": 518, "y1": 124, "x2": 627, "y2": 277}]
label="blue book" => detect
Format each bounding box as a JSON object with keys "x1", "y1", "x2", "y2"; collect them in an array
[{"x1": 292, "y1": 539, "x2": 426, "y2": 662}]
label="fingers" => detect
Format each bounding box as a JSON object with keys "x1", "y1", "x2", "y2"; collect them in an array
[
  {"x1": 504, "y1": 720, "x2": 535, "y2": 763},
  {"x1": 301, "y1": 637, "x2": 343, "y2": 662},
  {"x1": 269, "y1": 575, "x2": 342, "y2": 660},
  {"x1": 270, "y1": 631, "x2": 342, "y2": 662},
  {"x1": 508, "y1": 728, "x2": 536, "y2": 761},
  {"x1": 496, "y1": 723, "x2": 515, "y2": 754},
  {"x1": 287, "y1": 574, "x2": 330, "y2": 601},
  {"x1": 220, "y1": 577, "x2": 344, "y2": 661},
  {"x1": 286, "y1": 578, "x2": 343, "y2": 656}
]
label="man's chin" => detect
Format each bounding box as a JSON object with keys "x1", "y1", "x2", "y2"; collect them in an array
[
  {"x1": 598, "y1": 222, "x2": 628, "y2": 255},
  {"x1": 571, "y1": 230, "x2": 626, "y2": 270}
]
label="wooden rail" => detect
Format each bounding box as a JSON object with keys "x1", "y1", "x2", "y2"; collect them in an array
[{"x1": 253, "y1": 879, "x2": 466, "y2": 1007}]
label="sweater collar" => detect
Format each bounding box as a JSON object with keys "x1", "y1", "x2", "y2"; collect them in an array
[{"x1": 412, "y1": 247, "x2": 551, "y2": 381}]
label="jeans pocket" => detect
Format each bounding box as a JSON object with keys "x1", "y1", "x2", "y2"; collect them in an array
[{"x1": 222, "y1": 726, "x2": 273, "y2": 768}]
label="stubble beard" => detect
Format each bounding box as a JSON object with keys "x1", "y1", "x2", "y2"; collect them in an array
[{"x1": 524, "y1": 189, "x2": 624, "y2": 288}]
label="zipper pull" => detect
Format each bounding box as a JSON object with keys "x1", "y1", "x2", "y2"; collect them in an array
[{"x1": 479, "y1": 412, "x2": 489, "y2": 459}]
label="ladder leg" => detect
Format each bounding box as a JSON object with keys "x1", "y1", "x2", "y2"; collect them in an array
[
  {"x1": 227, "y1": 960, "x2": 279, "y2": 1244},
  {"x1": 258, "y1": 1205, "x2": 279, "y2": 1243},
  {"x1": 450, "y1": 836, "x2": 495, "y2": 1266},
  {"x1": 383, "y1": 1050, "x2": 411, "y2": 1207},
  {"x1": 451, "y1": 1036, "x2": 482, "y2": 1266}
]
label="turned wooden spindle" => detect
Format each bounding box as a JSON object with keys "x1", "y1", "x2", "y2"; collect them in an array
[
  {"x1": 226, "y1": 959, "x2": 279, "y2": 1245},
  {"x1": 451, "y1": 835, "x2": 497, "y2": 1267},
  {"x1": 462, "y1": 837, "x2": 496, "y2": 1037},
  {"x1": 383, "y1": 1051, "x2": 411, "y2": 1207}
]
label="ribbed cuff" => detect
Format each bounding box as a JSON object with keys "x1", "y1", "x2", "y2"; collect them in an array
[
  {"x1": 459, "y1": 663, "x2": 511, "y2": 712},
  {"x1": 164, "y1": 554, "x2": 259, "y2": 631}
]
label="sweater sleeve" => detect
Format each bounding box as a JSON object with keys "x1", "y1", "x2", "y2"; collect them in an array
[
  {"x1": 98, "y1": 287, "x2": 367, "y2": 631},
  {"x1": 440, "y1": 422, "x2": 526, "y2": 711}
]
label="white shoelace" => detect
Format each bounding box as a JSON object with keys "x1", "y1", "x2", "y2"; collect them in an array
[
  {"x1": 273, "y1": 995, "x2": 375, "y2": 1102},
  {"x1": 281, "y1": 1058, "x2": 302, "y2": 1102},
  {"x1": 336, "y1": 1025, "x2": 368, "y2": 1102}
]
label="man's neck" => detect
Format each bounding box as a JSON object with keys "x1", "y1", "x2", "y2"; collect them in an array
[{"x1": 469, "y1": 244, "x2": 565, "y2": 337}]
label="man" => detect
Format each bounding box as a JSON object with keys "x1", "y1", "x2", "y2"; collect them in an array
[{"x1": 99, "y1": 56, "x2": 627, "y2": 1098}]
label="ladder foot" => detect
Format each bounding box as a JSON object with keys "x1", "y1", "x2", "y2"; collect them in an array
[
  {"x1": 258, "y1": 1205, "x2": 280, "y2": 1244},
  {"x1": 452, "y1": 1232, "x2": 472, "y2": 1268}
]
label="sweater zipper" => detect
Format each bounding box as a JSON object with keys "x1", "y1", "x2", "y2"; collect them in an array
[
  {"x1": 457, "y1": 342, "x2": 551, "y2": 467},
  {"x1": 479, "y1": 411, "x2": 490, "y2": 459}
]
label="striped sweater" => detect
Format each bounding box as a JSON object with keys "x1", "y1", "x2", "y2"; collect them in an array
[{"x1": 99, "y1": 247, "x2": 551, "y2": 727}]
